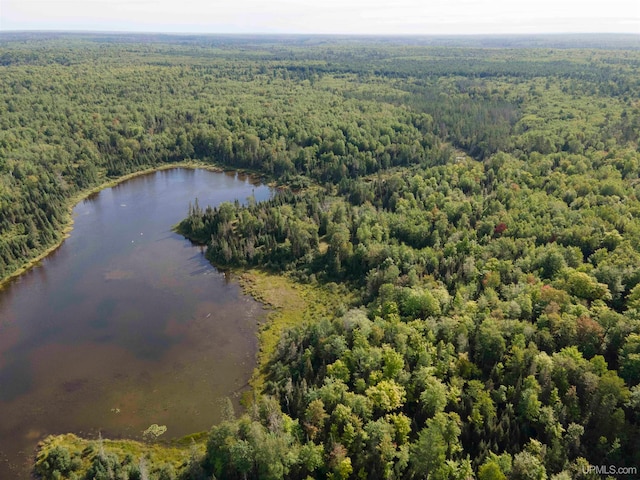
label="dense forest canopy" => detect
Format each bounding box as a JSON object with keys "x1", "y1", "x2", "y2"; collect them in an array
[{"x1": 2, "y1": 33, "x2": 640, "y2": 479}]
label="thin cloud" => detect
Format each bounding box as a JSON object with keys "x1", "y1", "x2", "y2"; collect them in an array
[{"x1": 1, "y1": 0, "x2": 638, "y2": 33}]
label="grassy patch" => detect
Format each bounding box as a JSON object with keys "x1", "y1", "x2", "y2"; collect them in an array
[
  {"x1": 35, "y1": 432, "x2": 206, "y2": 479},
  {"x1": 237, "y1": 269, "x2": 353, "y2": 392}
]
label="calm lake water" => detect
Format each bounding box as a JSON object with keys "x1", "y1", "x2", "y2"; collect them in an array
[{"x1": 0, "y1": 168, "x2": 271, "y2": 478}]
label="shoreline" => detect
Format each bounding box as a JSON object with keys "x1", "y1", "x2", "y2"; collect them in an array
[{"x1": 0, "y1": 160, "x2": 269, "y2": 291}]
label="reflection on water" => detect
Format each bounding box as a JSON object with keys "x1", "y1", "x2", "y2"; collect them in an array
[{"x1": 0, "y1": 169, "x2": 271, "y2": 478}]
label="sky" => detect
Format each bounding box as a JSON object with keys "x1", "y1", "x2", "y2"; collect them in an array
[{"x1": 1, "y1": 0, "x2": 639, "y2": 35}]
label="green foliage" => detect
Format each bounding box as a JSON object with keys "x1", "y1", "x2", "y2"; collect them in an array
[
  {"x1": 18, "y1": 35, "x2": 640, "y2": 480},
  {"x1": 366, "y1": 379, "x2": 407, "y2": 412},
  {"x1": 143, "y1": 424, "x2": 168, "y2": 440},
  {"x1": 204, "y1": 398, "x2": 321, "y2": 480},
  {"x1": 478, "y1": 461, "x2": 507, "y2": 480}
]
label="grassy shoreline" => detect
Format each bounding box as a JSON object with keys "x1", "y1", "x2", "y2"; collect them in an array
[
  {"x1": 35, "y1": 432, "x2": 208, "y2": 480},
  {"x1": 237, "y1": 270, "x2": 351, "y2": 392}
]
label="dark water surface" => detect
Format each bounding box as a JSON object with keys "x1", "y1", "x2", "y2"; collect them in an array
[{"x1": 0, "y1": 168, "x2": 271, "y2": 478}]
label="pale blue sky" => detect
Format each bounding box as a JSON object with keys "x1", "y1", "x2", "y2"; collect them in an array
[{"x1": 1, "y1": 0, "x2": 638, "y2": 34}]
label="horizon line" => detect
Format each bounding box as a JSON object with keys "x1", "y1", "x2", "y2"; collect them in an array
[{"x1": 2, "y1": 29, "x2": 639, "y2": 37}]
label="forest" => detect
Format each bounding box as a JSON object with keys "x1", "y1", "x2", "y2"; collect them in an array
[{"x1": 1, "y1": 33, "x2": 640, "y2": 479}]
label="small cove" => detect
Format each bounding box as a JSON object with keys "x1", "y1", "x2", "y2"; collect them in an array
[{"x1": 0, "y1": 168, "x2": 271, "y2": 478}]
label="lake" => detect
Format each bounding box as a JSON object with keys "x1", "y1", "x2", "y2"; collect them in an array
[{"x1": 0, "y1": 168, "x2": 271, "y2": 478}]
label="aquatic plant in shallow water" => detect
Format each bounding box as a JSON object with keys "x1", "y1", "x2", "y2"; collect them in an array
[{"x1": 142, "y1": 424, "x2": 167, "y2": 440}]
